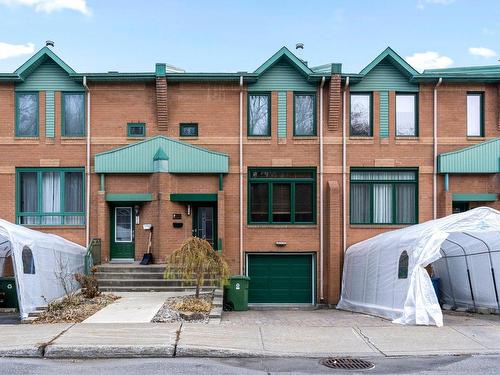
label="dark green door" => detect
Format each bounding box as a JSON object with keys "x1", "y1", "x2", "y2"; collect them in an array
[
  {"x1": 110, "y1": 206, "x2": 135, "y2": 260},
  {"x1": 248, "y1": 254, "x2": 314, "y2": 304},
  {"x1": 193, "y1": 206, "x2": 216, "y2": 249}
]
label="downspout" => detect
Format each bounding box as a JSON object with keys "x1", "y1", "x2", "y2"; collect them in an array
[
  {"x1": 433, "y1": 78, "x2": 442, "y2": 220},
  {"x1": 319, "y1": 76, "x2": 325, "y2": 302},
  {"x1": 342, "y1": 77, "x2": 349, "y2": 253},
  {"x1": 239, "y1": 76, "x2": 244, "y2": 274},
  {"x1": 83, "y1": 76, "x2": 91, "y2": 246}
]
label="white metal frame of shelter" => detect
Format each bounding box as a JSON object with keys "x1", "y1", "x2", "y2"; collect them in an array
[
  {"x1": 0, "y1": 219, "x2": 86, "y2": 319},
  {"x1": 337, "y1": 207, "x2": 500, "y2": 326}
]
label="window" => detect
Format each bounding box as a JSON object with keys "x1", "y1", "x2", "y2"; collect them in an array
[
  {"x1": 398, "y1": 250, "x2": 409, "y2": 279},
  {"x1": 16, "y1": 92, "x2": 39, "y2": 137},
  {"x1": 248, "y1": 168, "x2": 316, "y2": 224},
  {"x1": 127, "y1": 123, "x2": 146, "y2": 137},
  {"x1": 248, "y1": 93, "x2": 270, "y2": 136},
  {"x1": 350, "y1": 169, "x2": 417, "y2": 225},
  {"x1": 466, "y1": 92, "x2": 484, "y2": 137},
  {"x1": 22, "y1": 246, "x2": 35, "y2": 274},
  {"x1": 350, "y1": 93, "x2": 372, "y2": 136},
  {"x1": 180, "y1": 123, "x2": 198, "y2": 137},
  {"x1": 294, "y1": 93, "x2": 316, "y2": 136},
  {"x1": 396, "y1": 93, "x2": 418, "y2": 136},
  {"x1": 17, "y1": 168, "x2": 85, "y2": 226},
  {"x1": 62, "y1": 93, "x2": 85, "y2": 136}
]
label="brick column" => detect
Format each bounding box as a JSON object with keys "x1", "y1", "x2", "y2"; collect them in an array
[
  {"x1": 156, "y1": 76, "x2": 168, "y2": 131},
  {"x1": 328, "y1": 74, "x2": 341, "y2": 131},
  {"x1": 97, "y1": 191, "x2": 109, "y2": 262},
  {"x1": 217, "y1": 190, "x2": 225, "y2": 253},
  {"x1": 326, "y1": 180, "x2": 342, "y2": 304}
]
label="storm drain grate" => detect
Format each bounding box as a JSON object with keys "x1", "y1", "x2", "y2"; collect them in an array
[{"x1": 320, "y1": 357, "x2": 375, "y2": 370}]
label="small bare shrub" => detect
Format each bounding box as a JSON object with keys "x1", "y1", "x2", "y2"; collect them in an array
[{"x1": 75, "y1": 267, "x2": 100, "y2": 299}]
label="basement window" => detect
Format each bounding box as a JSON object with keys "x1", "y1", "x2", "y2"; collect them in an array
[{"x1": 127, "y1": 123, "x2": 146, "y2": 137}]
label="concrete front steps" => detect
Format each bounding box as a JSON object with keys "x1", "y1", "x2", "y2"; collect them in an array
[{"x1": 96, "y1": 264, "x2": 219, "y2": 293}]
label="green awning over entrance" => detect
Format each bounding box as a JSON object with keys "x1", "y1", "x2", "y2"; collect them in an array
[
  {"x1": 438, "y1": 138, "x2": 500, "y2": 174},
  {"x1": 95, "y1": 136, "x2": 229, "y2": 174},
  {"x1": 452, "y1": 193, "x2": 497, "y2": 202},
  {"x1": 105, "y1": 193, "x2": 153, "y2": 202},
  {"x1": 170, "y1": 193, "x2": 217, "y2": 202}
]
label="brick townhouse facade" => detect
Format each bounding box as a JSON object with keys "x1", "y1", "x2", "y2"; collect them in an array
[{"x1": 0, "y1": 45, "x2": 498, "y2": 305}]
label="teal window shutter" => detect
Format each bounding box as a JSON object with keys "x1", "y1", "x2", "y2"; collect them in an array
[
  {"x1": 45, "y1": 91, "x2": 55, "y2": 138},
  {"x1": 277, "y1": 91, "x2": 287, "y2": 138},
  {"x1": 379, "y1": 91, "x2": 389, "y2": 138}
]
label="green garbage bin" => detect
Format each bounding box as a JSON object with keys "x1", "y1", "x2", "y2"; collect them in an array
[
  {"x1": 224, "y1": 275, "x2": 250, "y2": 311},
  {"x1": 0, "y1": 277, "x2": 19, "y2": 309}
]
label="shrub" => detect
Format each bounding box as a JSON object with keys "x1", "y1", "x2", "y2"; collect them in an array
[
  {"x1": 164, "y1": 236, "x2": 230, "y2": 298},
  {"x1": 75, "y1": 268, "x2": 100, "y2": 299}
]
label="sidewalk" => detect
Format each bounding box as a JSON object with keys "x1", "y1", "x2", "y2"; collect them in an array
[{"x1": 1, "y1": 313, "x2": 500, "y2": 358}]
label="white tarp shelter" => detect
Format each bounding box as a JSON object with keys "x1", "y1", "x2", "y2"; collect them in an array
[
  {"x1": 0, "y1": 219, "x2": 86, "y2": 319},
  {"x1": 337, "y1": 207, "x2": 500, "y2": 327}
]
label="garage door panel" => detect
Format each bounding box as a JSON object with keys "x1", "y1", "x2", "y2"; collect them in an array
[{"x1": 248, "y1": 254, "x2": 314, "y2": 304}]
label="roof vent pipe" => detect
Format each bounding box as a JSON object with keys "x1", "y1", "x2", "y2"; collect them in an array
[{"x1": 45, "y1": 40, "x2": 54, "y2": 48}]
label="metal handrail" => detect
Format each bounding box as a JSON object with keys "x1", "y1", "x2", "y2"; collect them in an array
[{"x1": 84, "y1": 238, "x2": 102, "y2": 275}]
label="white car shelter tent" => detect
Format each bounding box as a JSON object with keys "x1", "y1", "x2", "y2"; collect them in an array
[
  {"x1": 0, "y1": 219, "x2": 86, "y2": 319},
  {"x1": 338, "y1": 207, "x2": 500, "y2": 327}
]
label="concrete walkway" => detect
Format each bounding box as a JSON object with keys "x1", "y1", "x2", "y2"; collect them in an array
[
  {"x1": 83, "y1": 292, "x2": 191, "y2": 324},
  {"x1": 1, "y1": 310, "x2": 500, "y2": 358}
]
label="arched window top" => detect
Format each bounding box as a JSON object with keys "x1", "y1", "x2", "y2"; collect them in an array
[
  {"x1": 22, "y1": 246, "x2": 35, "y2": 274},
  {"x1": 398, "y1": 250, "x2": 409, "y2": 279}
]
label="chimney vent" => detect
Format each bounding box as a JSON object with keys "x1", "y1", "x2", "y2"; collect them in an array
[
  {"x1": 295, "y1": 42, "x2": 304, "y2": 50},
  {"x1": 45, "y1": 40, "x2": 54, "y2": 48}
]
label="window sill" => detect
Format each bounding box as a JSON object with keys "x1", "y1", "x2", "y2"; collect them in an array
[
  {"x1": 22, "y1": 225, "x2": 86, "y2": 229},
  {"x1": 466, "y1": 136, "x2": 485, "y2": 141},
  {"x1": 395, "y1": 136, "x2": 419, "y2": 140},
  {"x1": 247, "y1": 224, "x2": 317, "y2": 229},
  {"x1": 179, "y1": 136, "x2": 198, "y2": 139},
  {"x1": 349, "y1": 136, "x2": 374, "y2": 140},
  {"x1": 349, "y1": 224, "x2": 413, "y2": 229},
  {"x1": 14, "y1": 137, "x2": 39, "y2": 141},
  {"x1": 127, "y1": 136, "x2": 146, "y2": 140}
]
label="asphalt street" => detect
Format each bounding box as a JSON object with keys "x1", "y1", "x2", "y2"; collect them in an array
[{"x1": 0, "y1": 355, "x2": 499, "y2": 374}]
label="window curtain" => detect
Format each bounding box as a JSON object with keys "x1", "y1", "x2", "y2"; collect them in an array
[
  {"x1": 396, "y1": 184, "x2": 416, "y2": 223},
  {"x1": 64, "y1": 172, "x2": 84, "y2": 225},
  {"x1": 249, "y1": 95, "x2": 269, "y2": 135},
  {"x1": 42, "y1": 172, "x2": 61, "y2": 225},
  {"x1": 396, "y1": 95, "x2": 416, "y2": 136},
  {"x1": 351, "y1": 184, "x2": 370, "y2": 223},
  {"x1": 64, "y1": 94, "x2": 84, "y2": 136},
  {"x1": 20, "y1": 172, "x2": 38, "y2": 225},
  {"x1": 17, "y1": 94, "x2": 37, "y2": 136},
  {"x1": 295, "y1": 95, "x2": 314, "y2": 135},
  {"x1": 466, "y1": 95, "x2": 481, "y2": 136},
  {"x1": 272, "y1": 183, "x2": 291, "y2": 222},
  {"x1": 373, "y1": 184, "x2": 392, "y2": 223}
]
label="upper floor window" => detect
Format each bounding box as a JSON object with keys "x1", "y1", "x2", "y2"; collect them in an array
[
  {"x1": 248, "y1": 168, "x2": 316, "y2": 225},
  {"x1": 294, "y1": 93, "x2": 316, "y2": 136},
  {"x1": 466, "y1": 92, "x2": 484, "y2": 137},
  {"x1": 350, "y1": 169, "x2": 417, "y2": 225},
  {"x1": 180, "y1": 123, "x2": 198, "y2": 137},
  {"x1": 17, "y1": 168, "x2": 85, "y2": 226},
  {"x1": 16, "y1": 92, "x2": 39, "y2": 137},
  {"x1": 350, "y1": 93, "x2": 372, "y2": 136},
  {"x1": 248, "y1": 93, "x2": 270, "y2": 136},
  {"x1": 396, "y1": 93, "x2": 418, "y2": 136},
  {"x1": 62, "y1": 93, "x2": 85, "y2": 136},
  {"x1": 127, "y1": 122, "x2": 146, "y2": 137}
]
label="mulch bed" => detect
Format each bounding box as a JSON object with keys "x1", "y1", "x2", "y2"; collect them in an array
[
  {"x1": 32, "y1": 293, "x2": 119, "y2": 324},
  {"x1": 152, "y1": 293, "x2": 213, "y2": 324}
]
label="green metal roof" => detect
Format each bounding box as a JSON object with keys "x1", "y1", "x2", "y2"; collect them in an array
[
  {"x1": 359, "y1": 47, "x2": 419, "y2": 78},
  {"x1": 95, "y1": 136, "x2": 229, "y2": 174},
  {"x1": 438, "y1": 138, "x2": 500, "y2": 174},
  {"x1": 254, "y1": 47, "x2": 314, "y2": 77},
  {"x1": 106, "y1": 193, "x2": 153, "y2": 202},
  {"x1": 452, "y1": 193, "x2": 497, "y2": 202},
  {"x1": 14, "y1": 46, "x2": 76, "y2": 79}
]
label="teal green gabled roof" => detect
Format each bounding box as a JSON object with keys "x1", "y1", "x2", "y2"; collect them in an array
[
  {"x1": 95, "y1": 136, "x2": 229, "y2": 174},
  {"x1": 438, "y1": 138, "x2": 500, "y2": 174},
  {"x1": 14, "y1": 46, "x2": 76, "y2": 79},
  {"x1": 359, "y1": 47, "x2": 419, "y2": 77},
  {"x1": 254, "y1": 46, "x2": 313, "y2": 77}
]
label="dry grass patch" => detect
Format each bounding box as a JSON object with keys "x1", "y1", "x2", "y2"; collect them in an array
[
  {"x1": 32, "y1": 294, "x2": 119, "y2": 324},
  {"x1": 169, "y1": 296, "x2": 211, "y2": 313}
]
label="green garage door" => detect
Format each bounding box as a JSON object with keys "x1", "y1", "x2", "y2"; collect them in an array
[{"x1": 248, "y1": 254, "x2": 314, "y2": 304}]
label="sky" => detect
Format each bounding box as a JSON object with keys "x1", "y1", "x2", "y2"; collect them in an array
[{"x1": 0, "y1": 0, "x2": 499, "y2": 74}]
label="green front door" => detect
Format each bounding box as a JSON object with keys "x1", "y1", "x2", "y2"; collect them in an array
[
  {"x1": 110, "y1": 206, "x2": 135, "y2": 260},
  {"x1": 247, "y1": 254, "x2": 314, "y2": 304}
]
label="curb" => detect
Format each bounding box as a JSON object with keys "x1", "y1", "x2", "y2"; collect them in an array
[{"x1": 44, "y1": 344, "x2": 174, "y2": 358}]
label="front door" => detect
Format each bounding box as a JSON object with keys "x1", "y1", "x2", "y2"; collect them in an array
[
  {"x1": 110, "y1": 206, "x2": 135, "y2": 260},
  {"x1": 193, "y1": 206, "x2": 215, "y2": 248}
]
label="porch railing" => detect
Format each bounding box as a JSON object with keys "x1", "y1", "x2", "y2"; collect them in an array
[{"x1": 84, "y1": 238, "x2": 102, "y2": 275}]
